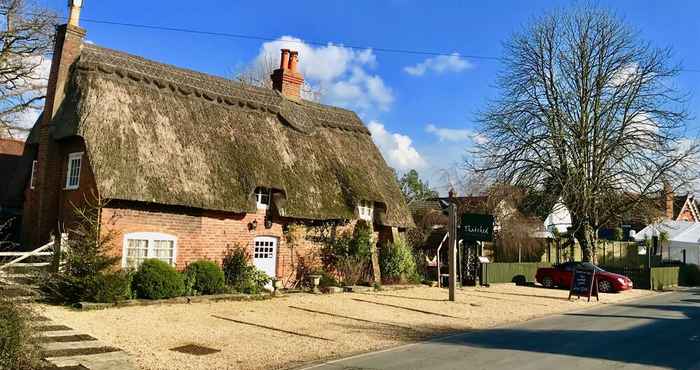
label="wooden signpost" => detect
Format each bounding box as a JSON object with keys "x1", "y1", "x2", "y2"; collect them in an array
[{"x1": 568, "y1": 266, "x2": 599, "y2": 301}]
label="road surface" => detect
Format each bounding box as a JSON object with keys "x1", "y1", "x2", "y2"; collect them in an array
[{"x1": 306, "y1": 289, "x2": 700, "y2": 370}]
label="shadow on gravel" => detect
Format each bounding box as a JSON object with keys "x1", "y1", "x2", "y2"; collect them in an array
[{"x1": 431, "y1": 295, "x2": 700, "y2": 369}]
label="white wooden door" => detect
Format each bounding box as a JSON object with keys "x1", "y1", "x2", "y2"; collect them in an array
[{"x1": 253, "y1": 237, "x2": 277, "y2": 282}]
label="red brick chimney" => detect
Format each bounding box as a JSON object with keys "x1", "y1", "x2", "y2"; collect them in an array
[
  {"x1": 32, "y1": 0, "x2": 86, "y2": 246},
  {"x1": 271, "y1": 49, "x2": 304, "y2": 100},
  {"x1": 664, "y1": 181, "x2": 674, "y2": 220}
]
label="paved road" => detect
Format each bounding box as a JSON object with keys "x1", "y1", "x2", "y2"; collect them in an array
[{"x1": 306, "y1": 289, "x2": 700, "y2": 370}]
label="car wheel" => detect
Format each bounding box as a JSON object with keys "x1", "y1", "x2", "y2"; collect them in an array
[
  {"x1": 598, "y1": 279, "x2": 613, "y2": 293},
  {"x1": 541, "y1": 276, "x2": 554, "y2": 288}
]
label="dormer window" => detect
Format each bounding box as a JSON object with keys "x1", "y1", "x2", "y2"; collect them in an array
[
  {"x1": 255, "y1": 187, "x2": 271, "y2": 209},
  {"x1": 357, "y1": 200, "x2": 374, "y2": 221}
]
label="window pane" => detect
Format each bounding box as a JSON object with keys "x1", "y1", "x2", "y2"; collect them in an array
[
  {"x1": 126, "y1": 239, "x2": 148, "y2": 268},
  {"x1": 66, "y1": 155, "x2": 82, "y2": 188},
  {"x1": 153, "y1": 240, "x2": 174, "y2": 265}
]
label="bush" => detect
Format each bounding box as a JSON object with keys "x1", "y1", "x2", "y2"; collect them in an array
[
  {"x1": 222, "y1": 246, "x2": 250, "y2": 287},
  {"x1": 39, "y1": 270, "x2": 132, "y2": 304},
  {"x1": 680, "y1": 264, "x2": 700, "y2": 286},
  {"x1": 0, "y1": 300, "x2": 39, "y2": 370},
  {"x1": 89, "y1": 271, "x2": 133, "y2": 303},
  {"x1": 184, "y1": 260, "x2": 226, "y2": 295},
  {"x1": 318, "y1": 270, "x2": 339, "y2": 288},
  {"x1": 380, "y1": 237, "x2": 419, "y2": 284},
  {"x1": 221, "y1": 247, "x2": 270, "y2": 294},
  {"x1": 38, "y1": 196, "x2": 124, "y2": 304},
  {"x1": 320, "y1": 221, "x2": 375, "y2": 286},
  {"x1": 237, "y1": 268, "x2": 271, "y2": 294},
  {"x1": 131, "y1": 259, "x2": 185, "y2": 299}
]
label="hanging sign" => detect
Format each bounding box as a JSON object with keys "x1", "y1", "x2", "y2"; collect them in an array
[{"x1": 460, "y1": 213, "x2": 495, "y2": 241}]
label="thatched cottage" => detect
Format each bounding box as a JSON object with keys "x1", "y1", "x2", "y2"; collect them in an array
[{"x1": 21, "y1": 2, "x2": 411, "y2": 284}]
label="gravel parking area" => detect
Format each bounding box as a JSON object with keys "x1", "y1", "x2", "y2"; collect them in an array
[{"x1": 37, "y1": 285, "x2": 653, "y2": 370}]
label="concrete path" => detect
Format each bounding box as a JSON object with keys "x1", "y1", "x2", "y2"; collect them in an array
[
  {"x1": 32, "y1": 317, "x2": 136, "y2": 370},
  {"x1": 305, "y1": 289, "x2": 700, "y2": 370}
]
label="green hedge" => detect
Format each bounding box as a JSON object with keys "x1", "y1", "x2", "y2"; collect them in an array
[
  {"x1": 680, "y1": 264, "x2": 700, "y2": 286},
  {"x1": 650, "y1": 266, "x2": 679, "y2": 290},
  {"x1": 485, "y1": 263, "x2": 552, "y2": 284}
]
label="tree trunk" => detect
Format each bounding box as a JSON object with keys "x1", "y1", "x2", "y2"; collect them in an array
[{"x1": 574, "y1": 223, "x2": 596, "y2": 262}]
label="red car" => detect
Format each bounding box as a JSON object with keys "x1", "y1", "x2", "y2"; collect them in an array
[{"x1": 535, "y1": 262, "x2": 633, "y2": 293}]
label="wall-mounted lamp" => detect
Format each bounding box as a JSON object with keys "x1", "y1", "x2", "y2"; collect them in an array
[{"x1": 248, "y1": 220, "x2": 258, "y2": 231}]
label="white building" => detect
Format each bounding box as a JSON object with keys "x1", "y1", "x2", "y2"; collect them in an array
[
  {"x1": 544, "y1": 200, "x2": 572, "y2": 235},
  {"x1": 634, "y1": 220, "x2": 700, "y2": 265}
]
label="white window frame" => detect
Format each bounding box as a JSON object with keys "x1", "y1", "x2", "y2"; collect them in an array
[
  {"x1": 29, "y1": 160, "x2": 37, "y2": 190},
  {"x1": 65, "y1": 152, "x2": 83, "y2": 190},
  {"x1": 122, "y1": 232, "x2": 178, "y2": 268},
  {"x1": 255, "y1": 187, "x2": 271, "y2": 209},
  {"x1": 357, "y1": 200, "x2": 374, "y2": 222}
]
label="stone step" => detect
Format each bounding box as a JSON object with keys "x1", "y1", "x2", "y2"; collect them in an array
[
  {"x1": 40, "y1": 340, "x2": 114, "y2": 352},
  {"x1": 45, "y1": 350, "x2": 136, "y2": 370},
  {"x1": 37, "y1": 334, "x2": 98, "y2": 343},
  {"x1": 40, "y1": 330, "x2": 83, "y2": 338},
  {"x1": 42, "y1": 345, "x2": 122, "y2": 359}
]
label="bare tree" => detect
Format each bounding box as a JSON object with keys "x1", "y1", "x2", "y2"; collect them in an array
[
  {"x1": 234, "y1": 53, "x2": 324, "y2": 102},
  {"x1": 472, "y1": 7, "x2": 699, "y2": 262},
  {"x1": 0, "y1": 0, "x2": 56, "y2": 138}
]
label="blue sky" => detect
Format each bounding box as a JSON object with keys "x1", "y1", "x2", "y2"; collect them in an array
[{"x1": 38, "y1": 0, "x2": 700, "y2": 193}]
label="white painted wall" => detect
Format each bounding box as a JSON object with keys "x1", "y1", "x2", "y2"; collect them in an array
[{"x1": 544, "y1": 200, "x2": 572, "y2": 234}]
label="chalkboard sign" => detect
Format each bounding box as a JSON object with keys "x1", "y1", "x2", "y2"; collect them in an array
[
  {"x1": 568, "y1": 267, "x2": 599, "y2": 301},
  {"x1": 460, "y1": 214, "x2": 494, "y2": 241}
]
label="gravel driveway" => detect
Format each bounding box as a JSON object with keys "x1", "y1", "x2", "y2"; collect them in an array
[{"x1": 37, "y1": 285, "x2": 652, "y2": 370}]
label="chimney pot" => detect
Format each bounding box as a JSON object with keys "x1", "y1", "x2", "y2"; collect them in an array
[
  {"x1": 280, "y1": 49, "x2": 290, "y2": 70},
  {"x1": 289, "y1": 51, "x2": 299, "y2": 72}
]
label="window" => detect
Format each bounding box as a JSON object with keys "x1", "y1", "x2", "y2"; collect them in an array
[
  {"x1": 65, "y1": 152, "x2": 83, "y2": 190},
  {"x1": 123, "y1": 232, "x2": 177, "y2": 268},
  {"x1": 255, "y1": 187, "x2": 271, "y2": 209},
  {"x1": 29, "y1": 160, "x2": 37, "y2": 190},
  {"x1": 357, "y1": 200, "x2": 374, "y2": 221}
]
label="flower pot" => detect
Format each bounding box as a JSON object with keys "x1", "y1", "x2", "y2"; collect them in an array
[{"x1": 309, "y1": 274, "x2": 322, "y2": 293}]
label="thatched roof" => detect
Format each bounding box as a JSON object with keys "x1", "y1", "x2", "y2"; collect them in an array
[{"x1": 46, "y1": 44, "x2": 412, "y2": 227}]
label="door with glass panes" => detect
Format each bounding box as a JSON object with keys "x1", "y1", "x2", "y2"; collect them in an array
[{"x1": 253, "y1": 237, "x2": 277, "y2": 286}]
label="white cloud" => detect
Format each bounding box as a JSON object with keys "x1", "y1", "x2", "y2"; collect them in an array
[
  {"x1": 404, "y1": 53, "x2": 473, "y2": 76},
  {"x1": 425, "y1": 124, "x2": 487, "y2": 144},
  {"x1": 4, "y1": 55, "x2": 50, "y2": 138},
  {"x1": 368, "y1": 121, "x2": 426, "y2": 171},
  {"x1": 254, "y1": 36, "x2": 393, "y2": 112}
]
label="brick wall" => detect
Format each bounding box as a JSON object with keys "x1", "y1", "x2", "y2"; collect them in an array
[
  {"x1": 99, "y1": 201, "x2": 391, "y2": 287},
  {"x1": 23, "y1": 137, "x2": 97, "y2": 247}
]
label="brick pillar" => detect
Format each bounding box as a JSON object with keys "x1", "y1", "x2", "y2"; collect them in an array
[{"x1": 33, "y1": 24, "x2": 86, "y2": 246}]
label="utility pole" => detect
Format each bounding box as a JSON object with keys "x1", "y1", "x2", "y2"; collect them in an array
[{"x1": 448, "y1": 203, "x2": 457, "y2": 302}]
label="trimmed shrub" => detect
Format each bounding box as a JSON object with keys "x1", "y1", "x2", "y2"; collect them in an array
[
  {"x1": 132, "y1": 259, "x2": 185, "y2": 299},
  {"x1": 89, "y1": 271, "x2": 133, "y2": 303},
  {"x1": 380, "y1": 237, "x2": 419, "y2": 284},
  {"x1": 0, "y1": 300, "x2": 40, "y2": 370},
  {"x1": 185, "y1": 260, "x2": 226, "y2": 295}
]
